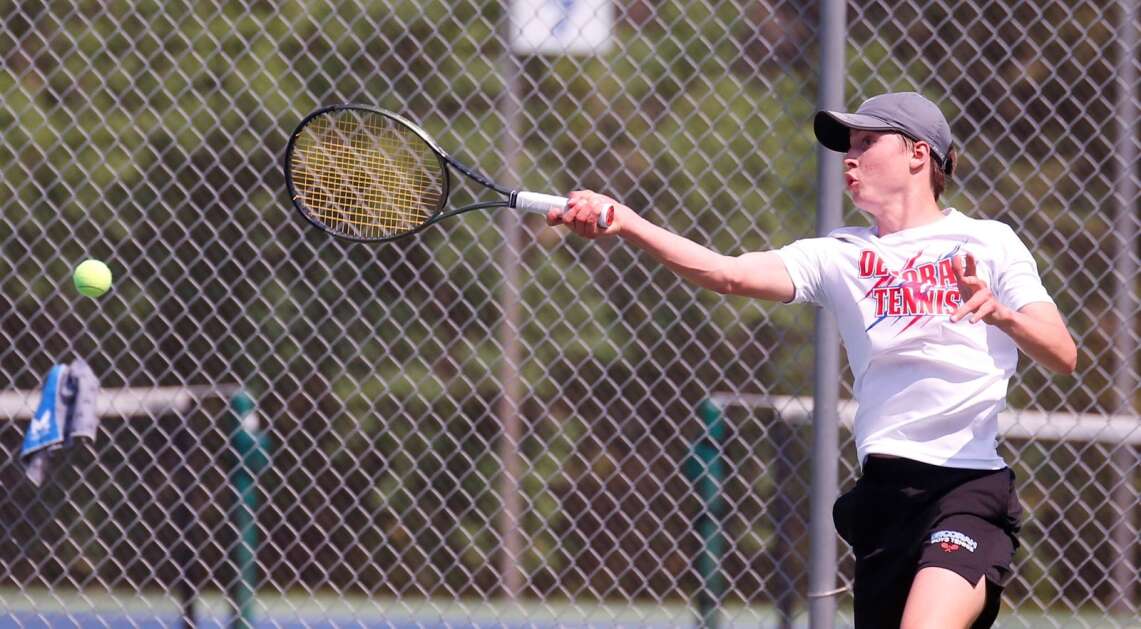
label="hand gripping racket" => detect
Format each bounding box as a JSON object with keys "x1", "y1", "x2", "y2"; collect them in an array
[{"x1": 284, "y1": 104, "x2": 612, "y2": 242}]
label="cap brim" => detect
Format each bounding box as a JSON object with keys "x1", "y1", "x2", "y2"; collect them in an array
[{"x1": 813, "y1": 111, "x2": 899, "y2": 153}]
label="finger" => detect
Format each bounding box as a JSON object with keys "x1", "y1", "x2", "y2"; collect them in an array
[
  {"x1": 951, "y1": 291, "x2": 979, "y2": 322},
  {"x1": 951, "y1": 301, "x2": 969, "y2": 322},
  {"x1": 965, "y1": 289, "x2": 992, "y2": 312},
  {"x1": 546, "y1": 207, "x2": 562, "y2": 226},
  {"x1": 572, "y1": 212, "x2": 598, "y2": 238},
  {"x1": 561, "y1": 199, "x2": 582, "y2": 225},
  {"x1": 970, "y1": 300, "x2": 996, "y2": 324},
  {"x1": 570, "y1": 203, "x2": 593, "y2": 233},
  {"x1": 564, "y1": 191, "x2": 589, "y2": 217},
  {"x1": 567, "y1": 202, "x2": 598, "y2": 237},
  {"x1": 968, "y1": 298, "x2": 993, "y2": 323},
  {"x1": 951, "y1": 290, "x2": 991, "y2": 322}
]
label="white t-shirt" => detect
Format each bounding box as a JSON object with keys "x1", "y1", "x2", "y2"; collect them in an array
[{"x1": 775, "y1": 208, "x2": 1053, "y2": 470}]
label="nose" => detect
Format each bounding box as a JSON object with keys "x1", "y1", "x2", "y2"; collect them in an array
[{"x1": 843, "y1": 157, "x2": 858, "y2": 170}]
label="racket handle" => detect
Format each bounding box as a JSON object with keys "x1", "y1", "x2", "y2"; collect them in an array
[{"x1": 513, "y1": 191, "x2": 613, "y2": 229}]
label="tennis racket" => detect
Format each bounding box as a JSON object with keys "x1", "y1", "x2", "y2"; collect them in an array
[{"x1": 283, "y1": 104, "x2": 612, "y2": 242}]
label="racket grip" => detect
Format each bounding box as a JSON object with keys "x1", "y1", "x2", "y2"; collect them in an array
[{"x1": 513, "y1": 191, "x2": 613, "y2": 229}]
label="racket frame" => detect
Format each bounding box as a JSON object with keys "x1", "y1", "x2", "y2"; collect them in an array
[{"x1": 285, "y1": 104, "x2": 575, "y2": 243}]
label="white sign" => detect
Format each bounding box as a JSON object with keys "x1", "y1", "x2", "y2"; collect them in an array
[{"x1": 510, "y1": 0, "x2": 613, "y2": 56}]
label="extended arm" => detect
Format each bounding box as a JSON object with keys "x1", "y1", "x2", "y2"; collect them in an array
[{"x1": 551, "y1": 190, "x2": 795, "y2": 302}]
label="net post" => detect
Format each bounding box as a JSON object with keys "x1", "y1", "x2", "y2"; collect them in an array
[
  {"x1": 227, "y1": 391, "x2": 270, "y2": 629},
  {"x1": 686, "y1": 399, "x2": 727, "y2": 629}
]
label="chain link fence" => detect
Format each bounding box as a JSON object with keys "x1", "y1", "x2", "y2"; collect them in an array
[{"x1": 1, "y1": 0, "x2": 1137, "y2": 627}]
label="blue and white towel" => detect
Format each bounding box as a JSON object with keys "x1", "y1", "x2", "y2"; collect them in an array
[{"x1": 21, "y1": 358, "x2": 100, "y2": 485}]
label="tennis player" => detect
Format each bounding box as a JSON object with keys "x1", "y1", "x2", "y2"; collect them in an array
[{"x1": 549, "y1": 91, "x2": 1076, "y2": 628}]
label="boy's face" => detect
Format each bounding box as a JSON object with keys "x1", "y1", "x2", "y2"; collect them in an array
[{"x1": 843, "y1": 129, "x2": 915, "y2": 213}]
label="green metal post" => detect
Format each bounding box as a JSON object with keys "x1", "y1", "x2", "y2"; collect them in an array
[
  {"x1": 228, "y1": 392, "x2": 269, "y2": 629},
  {"x1": 685, "y1": 399, "x2": 727, "y2": 629}
]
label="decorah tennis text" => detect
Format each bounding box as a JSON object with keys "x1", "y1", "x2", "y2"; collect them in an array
[{"x1": 860, "y1": 250, "x2": 964, "y2": 317}]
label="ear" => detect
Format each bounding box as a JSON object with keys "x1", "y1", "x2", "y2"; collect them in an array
[{"x1": 909, "y1": 140, "x2": 931, "y2": 174}]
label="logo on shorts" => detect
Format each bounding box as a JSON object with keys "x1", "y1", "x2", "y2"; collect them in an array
[{"x1": 930, "y1": 530, "x2": 977, "y2": 553}]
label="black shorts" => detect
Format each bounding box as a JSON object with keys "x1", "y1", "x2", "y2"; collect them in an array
[{"x1": 832, "y1": 457, "x2": 1022, "y2": 629}]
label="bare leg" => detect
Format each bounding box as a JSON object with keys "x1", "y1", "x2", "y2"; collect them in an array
[{"x1": 900, "y1": 566, "x2": 987, "y2": 629}]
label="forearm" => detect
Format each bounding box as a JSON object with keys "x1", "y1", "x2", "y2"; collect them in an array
[
  {"x1": 618, "y1": 208, "x2": 737, "y2": 293},
  {"x1": 992, "y1": 305, "x2": 1077, "y2": 374}
]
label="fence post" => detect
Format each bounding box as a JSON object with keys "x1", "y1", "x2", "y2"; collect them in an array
[
  {"x1": 228, "y1": 392, "x2": 269, "y2": 629},
  {"x1": 686, "y1": 399, "x2": 727, "y2": 629},
  {"x1": 1110, "y1": 0, "x2": 1139, "y2": 615},
  {"x1": 811, "y1": 0, "x2": 847, "y2": 627},
  {"x1": 173, "y1": 407, "x2": 201, "y2": 629},
  {"x1": 769, "y1": 417, "x2": 796, "y2": 629}
]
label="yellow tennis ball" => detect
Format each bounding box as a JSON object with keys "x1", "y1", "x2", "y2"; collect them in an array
[{"x1": 73, "y1": 259, "x2": 112, "y2": 297}]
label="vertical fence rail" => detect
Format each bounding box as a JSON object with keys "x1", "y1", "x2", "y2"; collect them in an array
[{"x1": 0, "y1": 1, "x2": 1136, "y2": 628}]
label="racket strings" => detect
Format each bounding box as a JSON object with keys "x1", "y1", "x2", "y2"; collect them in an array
[{"x1": 291, "y1": 111, "x2": 444, "y2": 239}]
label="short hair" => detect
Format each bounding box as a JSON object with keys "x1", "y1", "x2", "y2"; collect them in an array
[{"x1": 901, "y1": 136, "x2": 956, "y2": 201}]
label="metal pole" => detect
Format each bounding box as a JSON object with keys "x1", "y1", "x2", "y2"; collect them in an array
[
  {"x1": 771, "y1": 417, "x2": 796, "y2": 629},
  {"x1": 686, "y1": 400, "x2": 727, "y2": 629},
  {"x1": 228, "y1": 392, "x2": 269, "y2": 629},
  {"x1": 1110, "y1": 0, "x2": 1139, "y2": 615},
  {"x1": 173, "y1": 412, "x2": 199, "y2": 629},
  {"x1": 495, "y1": 37, "x2": 526, "y2": 600},
  {"x1": 810, "y1": 1, "x2": 846, "y2": 627}
]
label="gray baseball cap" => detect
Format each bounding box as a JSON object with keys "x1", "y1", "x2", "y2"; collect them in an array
[{"x1": 814, "y1": 92, "x2": 953, "y2": 174}]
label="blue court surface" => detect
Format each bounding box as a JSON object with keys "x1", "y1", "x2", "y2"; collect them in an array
[
  {"x1": 3, "y1": 590, "x2": 1133, "y2": 628},
  {"x1": 0, "y1": 614, "x2": 677, "y2": 629},
  {"x1": 0, "y1": 589, "x2": 726, "y2": 628}
]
